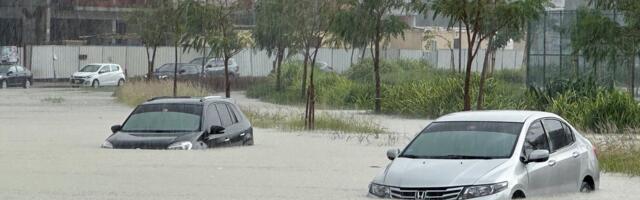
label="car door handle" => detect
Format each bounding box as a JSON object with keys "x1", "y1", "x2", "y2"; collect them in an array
[
  {"x1": 548, "y1": 160, "x2": 556, "y2": 167},
  {"x1": 224, "y1": 138, "x2": 230, "y2": 142},
  {"x1": 240, "y1": 132, "x2": 245, "y2": 137},
  {"x1": 572, "y1": 152, "x2": 580, "y2": 158}
]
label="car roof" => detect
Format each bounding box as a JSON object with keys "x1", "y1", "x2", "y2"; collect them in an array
[
  {"x1": 435, "y1": 110, "x2": 558, "y2": 123},
  {"x1": 141, "y1": 96, "x2": 235, "y2": 105},
  {"x1": 86, "y1": 63, "x2": 119, "y2": 66}
]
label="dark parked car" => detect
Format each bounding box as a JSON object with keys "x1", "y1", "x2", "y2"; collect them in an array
[
  {"x1": 102, "y1": 96, "x2": 254, "y2": 150},
  {"x1": 152, "y1": 63, "x2": 203, "y2": 80},
  {"x1": 0, "y1": 64, "x2": 33, "y2": 89}
]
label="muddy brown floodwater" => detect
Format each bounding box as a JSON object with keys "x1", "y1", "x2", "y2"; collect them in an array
[{"x1": 0, "y1": 88, "x2": 638, "y2": 200}]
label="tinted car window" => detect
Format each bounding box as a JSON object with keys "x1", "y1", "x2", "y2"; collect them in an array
[
  {"x1": 216, "y1": 104, "x2": 233, "y2": 127},
  {"x1": 112, "y1": 65, "x2": 120, "y2": 71},
  {"x1": 80, "y1": 65, "x2": 101, "y2": 72},
  {"x1": 206, "y1": 104, "x2": 222, "y2": 127},
  {"x1": 562, "y1": 122, "x2": 575, "y2": 144},
  {"x1": 524, "y1": 121, "x2": 550, "y2": 155},
  {"x1": 16, "y1": 66, "x2": 24, "y2": 72},
  {"x1": 226, "y1": 104, "x2": 238, "y2": 123},
  {"x1": 121, "y1": 104, "x2": 202, "y2": 133},
  {"x1": 400, "y1": 122, "x2": 523, "y2": 159},
  {"x1": 8, "y1": 66, "x2": 16, "y2": 73},
  {"x1": 543, "y1": 119, "x2": 572, "y2": 152}
]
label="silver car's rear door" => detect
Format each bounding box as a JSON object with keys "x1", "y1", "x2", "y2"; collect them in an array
[{"x1": 543, "y1": 119, "x2": 581, "y2": 193}]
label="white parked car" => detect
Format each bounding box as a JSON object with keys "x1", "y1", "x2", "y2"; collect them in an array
[
  {"x1": 369, "y1": 111, "x2": 600, "y2": 200},
  {"x1": 71, "y1": 63, "x2": 126, "y2": 88}
]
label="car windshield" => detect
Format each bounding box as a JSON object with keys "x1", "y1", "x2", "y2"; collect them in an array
[
  {"x1": 401, "y1": 122, "x2": 523, "y2": 159},
  {"x1": 190, "y1": 57, "x2": 211, "y2": 65},
  {"x1": 79, "y1": 65, "x2": 101, "y2": 72},
  {"x1": 157, "y1": 64, "x2": 181, "y2": 72},
  {"x1": 0, "y1": 65, "x2": 11, "y2": 73},
  {"x1": 121, "y1": 103, "x2": 202, "y2": 133}
]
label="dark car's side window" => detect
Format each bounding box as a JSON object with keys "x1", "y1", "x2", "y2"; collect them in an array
[
  {"x1": 225, "y1": 104, "x2": 239, "y2": 123},
  {"x1": 206, "y1": 104, "x2": 222, "y2": 127},
  {"x1": 543, "y1": 119, "x2": 572, "y2": 152},
  {"x1": 16, "y1": 66, "x2": 24, "y2": 72},
  {"x1": 216, "y1": 104, "x2": 233, "y2": 127},
  {"x1": 562, "y1": 122, "x2": 575, "y2": 144},
  {"x1": 523, "y1": 120, "x2": 550, "y2": 155}
]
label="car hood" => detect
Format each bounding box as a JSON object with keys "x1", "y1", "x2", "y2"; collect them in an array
[
  {"x1": 382, "y1": 158, "x2": 508, "y2": 187},
  {"x1": 107, "y1": 131, "x2": 200, "y2": 149},
  {"x1": 73, "y1": 72, "x2": 97, "y2": 77}
]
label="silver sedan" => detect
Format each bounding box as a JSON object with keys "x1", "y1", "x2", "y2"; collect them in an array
[{"x1": 369, "y1": 111, "x2": 600, "y2": 199}]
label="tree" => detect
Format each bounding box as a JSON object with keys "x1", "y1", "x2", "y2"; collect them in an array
[
  {"x1": 253, "y1": 0, "x2": 298, "y2": 91},
  {"x1": 126, "y1": 1, "x2": 171, "y2": 81},
  {"x1": 574, "y1": 0, "x2": 640, "y2": 96},
  {"x1": 294, "y1": 0, "x2": 341, "y2": 129},
  {"x1": 332, "y1": 0, "x2": 408, "y2": 113},
  {"x1": 167, "y1": 1, "x2": 189, "y2": 97},
  {"x1": 209, "y1": 0, "x2": 250, "y2": 98},
  {"x1": 182, "y1": 0, "x2": 216, "y2": 78},
  {"x1": 423, "y1": 30, "x2": 456, "y2": 72},
  {"x1": 429, "y1": 0, "x2": 546, "y2": 110}
]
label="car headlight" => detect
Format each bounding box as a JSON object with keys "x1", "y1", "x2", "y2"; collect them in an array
[
  {"x1": 460, "y1": 182, "x2": 508, "y2": 199},
  {"x1": 101, "y1": 141, "x2": 113, "y2": 149},
  {"x1": 167, "y1": 141, "x2": 193, "y2": 150},
  {"x1": 369, "y1": 183, "x2": 391, "y2": 198}
]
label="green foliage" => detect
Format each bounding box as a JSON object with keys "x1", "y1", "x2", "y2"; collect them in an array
[
  {"x1": 114, "y1": 80, "x2": 209, "y2": 107},
  {"x1": 240, "y1": 107, "x2": 386, "y2": 134}
]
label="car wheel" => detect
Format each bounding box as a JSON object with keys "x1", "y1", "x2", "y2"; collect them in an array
[
  {"x1": 117, "y1": 79, "x2": 125, "y2": 87},
  {"x1": 92, "y1": 80, "x2": 100, "y2": 88},
  {"x1": 580, "y1": 181, "x2": 594, "y2": 193},
  {"x1": 24, "y1": 79, "x2": 31, "y2": 89},
  {"x1": 1, "y1": 80, "x2": 6, "y2": 89}
]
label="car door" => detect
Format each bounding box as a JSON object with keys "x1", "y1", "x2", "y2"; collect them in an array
[
  {"x1": 202, "y1": 103, "x2": 224, "y2": 148},
  {"x1": 224, "y1": 103, "x2": 248, "y2": 145},
  {"x1": 6, "y1": 66, "x2": 18, "y2": 86},
  {"x1": 542, "y1": 118, "x2": 581, "y2": 193},
  {"x1": 215, "y1": 103, "x2": 244, "y2": 146},
  {"x1": 523, "y1": 120, "x2": 554, "y2": 196},
  {"x1": 97, "y1": 65, "x2": 110, "y2": 84},
  {"x1": 15, "y1": 66, "x2": 26, "y2": 85},
  {"x1": 111, "y1": 65, "x2": 122, "y2": 84}
]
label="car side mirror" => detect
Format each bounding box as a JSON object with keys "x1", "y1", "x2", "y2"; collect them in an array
[
  {"x1": 527, "y1": 150, "x2": 550, "y2": 163},
  {"x1": 6, "y1": 71, "x2": 13, "y2": 76},
  {"x1": 111, "y1": 125, "x2": 122, "y2": 133},
  {"x1": 210, "y1": 125, "x2": 225, "y2": 135},
  {"x1": 387, "y1": 149, "x2": 400, "y2": 161},
  {"x1": 179, "y1": 69, "x2": 187, "y2": 74}
]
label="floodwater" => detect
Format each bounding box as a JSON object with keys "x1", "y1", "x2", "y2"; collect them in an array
[{"x1": 0, "y1": 88, "x2": 638, "y2": 199}]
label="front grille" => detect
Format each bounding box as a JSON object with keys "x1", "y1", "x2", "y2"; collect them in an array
[{"x1": 390, "y1": 186, "x2": 464, "y2": 199}]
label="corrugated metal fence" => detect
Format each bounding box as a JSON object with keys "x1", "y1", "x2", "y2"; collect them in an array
[{"x1": 27, "y1": 45, "x2": 524, "y2": 79}]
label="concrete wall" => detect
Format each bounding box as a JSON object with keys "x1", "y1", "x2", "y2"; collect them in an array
[{"x1": 28, "y1": 45, "x2": 524, "y2": 79}]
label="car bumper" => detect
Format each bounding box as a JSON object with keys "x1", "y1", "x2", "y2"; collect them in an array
[
  {"x1": 366, "y1": 188, "x2": 510, "y2": 200},
  {"x1": 70, "y1": 78, "x2": 92, "y2": 86}
]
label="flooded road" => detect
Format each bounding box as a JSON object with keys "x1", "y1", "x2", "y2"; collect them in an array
[{"x1": 0, "y1": 88, "x2": 638, "y2": 199}]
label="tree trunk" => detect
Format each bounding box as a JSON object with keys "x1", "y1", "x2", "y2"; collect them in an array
[
  {"x1": 374, "y1": 37, "x2": 382, "y2": 113},
  {"x1": 173, "y1": 44, "x2": 178, "y2": 97},
  {"x1": 463, "y1": 41, "x2": 478, "y2": 111},
  {"x1": 632, "y1": 53, "x2": 637, "y2": 97},
  {"x1": 477, "y1": 39, "x2": 494, "y2": 110},
  {"x1": 275, "y1": 48, "x2": 284, "y2": 91},
  {"x1": 306, "y1": 42, "x2": 321, "y2": 130},
  {"x1": 224, "y1": 55, "x2": 231, "y2": 98},
  {"x1": 301, "y1": 45, "x2": 310, "y2": 99},
  {"x1": 450, "y1": 48, "x2": 455, "y2": 72},
  {"x1": 489, "y1": 49, "x2": 496, "y2": 76},
  {"x1": 145, "y1": 47, "x2": 152, "y2": 81}
]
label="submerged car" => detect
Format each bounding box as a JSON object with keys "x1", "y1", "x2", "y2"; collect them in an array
[
  {"x1": 369, "y1": 111, "x2": 599, "y2": 200},
  {"x1": 102, "y1": 96, "x2": 254, "y2": 150},
  {"x1": 71, "y1": 63, "x2": 126, "y2": 88},
  {"x1": 152, "y1": 63, "x2": 203, "y2": 80},
  {"x1": 0, "y1": 64, "x2": 32, "y2": 89},
  {"x1": 204, "y1": 58, "x2": 240, "y2": 78}
]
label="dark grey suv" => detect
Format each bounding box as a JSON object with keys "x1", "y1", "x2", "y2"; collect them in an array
[{"x1": 102, "y1": 96, "x2": 253, "y2": 150}]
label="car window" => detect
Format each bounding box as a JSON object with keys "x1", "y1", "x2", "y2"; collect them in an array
[
  {"x1": 8, "y1": 66, "x2": 16, "y2": 73},
  {"x1": 206, "y1": 104, "x2": 222, "y2": 127},
  {"x1": 225, "y1": 104, "x2": 238, "y2": 123},
  {"x1": 216, "y1": 104, "x2": 233, "y2": 127},
  {"x1": 99, "y1": 66, "x2": 110, "y2": 73},
  {"x1": 121, "y1": 104, "x2": 203, "y2": 133},
  {"x1": 112, "y1": 65, "x2": 120, "y2": 72},
  {"x1": 543, "y1": 119, "x2": 571, "y2": 152},
  {"x1": 16, "y1": 66, "x2": 24, "y2": 72},
  {"x1": 561, "y1": 122, "x2": 575, "y2": 144},
  {"x1": 523, "y1": 120, "x2": 550, "y2": 155}
]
